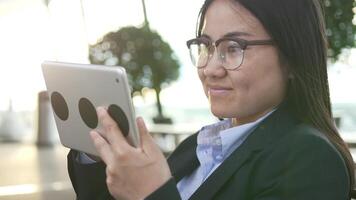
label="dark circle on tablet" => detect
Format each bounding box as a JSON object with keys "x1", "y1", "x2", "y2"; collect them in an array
[
  {"x1": 51, "y1": 91, "x2": 69, "y2": 121},
  {"x1": 108, "y1": 104, "x2": 129, "y2": 137},
  {"x1": 78, "y1": 98, "x2": 98, "y2": 129}
]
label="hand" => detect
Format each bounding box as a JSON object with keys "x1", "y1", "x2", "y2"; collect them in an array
[{"x1": 90, "y1": 107, "x2": 172, "y2": 200}]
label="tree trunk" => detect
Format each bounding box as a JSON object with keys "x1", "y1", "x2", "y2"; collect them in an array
[
  {"x1": 155, "y1": 87, "x2": 163, "y2": 117},
  {"x1": 152, "y1": 87, "x2": 172, "y2": 124}
]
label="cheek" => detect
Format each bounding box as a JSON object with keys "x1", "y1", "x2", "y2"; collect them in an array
[
  {"x1": 232, "y1": 50, "x2": 287, "y2": 104},
  {"x1": 229, "y1": 61, "x2": 255, "y2": 87},
  {"x1": 243, "y1": 48, "x2": 285, "y2": 84},
  {"x1": 229, "y1": 73, "x2": 251, "y2": 104},
  {"x1": 254, "y1": 69, "x2": 286, "y2": 103}
]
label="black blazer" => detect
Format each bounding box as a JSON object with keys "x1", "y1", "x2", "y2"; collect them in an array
[{"x1": 68, "y1": 105, "x2": 350, "y2": 200}]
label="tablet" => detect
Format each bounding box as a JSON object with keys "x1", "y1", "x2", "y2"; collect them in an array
[{"x1": 41, "y1": 61, "x2": 140, "y2": 156}]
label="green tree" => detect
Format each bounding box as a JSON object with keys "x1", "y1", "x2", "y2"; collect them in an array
[
  {"x1": 324, "y1": 0, "x2": 356, "y2": 61},
  {"x1": 89, "y1": 25, "x2": 180, "y2": 123}
]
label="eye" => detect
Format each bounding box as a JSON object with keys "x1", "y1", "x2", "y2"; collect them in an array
[
  {"x1": 189, "y1": 39, "x2": 209, "y2": 52},
  {"x1": 226, "y1": 43, "x2": 241, "y2": 54},
  {"x1": 198, "y1": 40, "x2": 209, "y2": 47},
  {"x1": 198, "y1": 43, "x2": 209, "y2": 53}
]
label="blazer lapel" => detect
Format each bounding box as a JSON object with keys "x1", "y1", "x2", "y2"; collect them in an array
[
  {"x1": 189, "y1": 105, "x2": 299, "y2": 200},
  {"x1": 189, "y1": 130, "x2": 261, "y2": 200},
  {"x1": 167, "y1": 133, "x2": 200, "y2": 182}
]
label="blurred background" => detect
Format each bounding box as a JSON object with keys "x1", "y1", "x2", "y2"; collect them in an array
[{"x1": 0, "y1": 0, "x2": 355, "y2": 199}]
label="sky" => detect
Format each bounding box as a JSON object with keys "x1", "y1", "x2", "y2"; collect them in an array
[
  {"x1": 0, "y1": 0, "x2": 208, "y2": 111},
  {"x1": 0, "y1": 0, "x2": 355, "y2": 112}
]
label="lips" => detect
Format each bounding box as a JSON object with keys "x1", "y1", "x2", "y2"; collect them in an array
[{"x1": 207, "y1": 84, "x2": 233, "y2": 96}]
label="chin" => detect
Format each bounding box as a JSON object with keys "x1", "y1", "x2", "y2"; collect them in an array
[{"x1": 210, "y1": 106, "x2": 232, "y2": 119}]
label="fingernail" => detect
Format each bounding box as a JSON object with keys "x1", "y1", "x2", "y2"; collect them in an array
[
  {"x1": 137, "y1": 116, "x2": 146, "y2": 128},
  {"x1": 89, "y1": 131, "x2": 95, "y2": 139},
  {"x1": 96, "y1": 107, "x2": 105, "y2": 115},
  {"x1": 137, "y1": 116, "x2": 143, "y2": 124}
]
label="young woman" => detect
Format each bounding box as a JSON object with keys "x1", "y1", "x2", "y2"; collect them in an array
[{"x1": 68, "y1": 0, "x2": 354, "y2": 199}]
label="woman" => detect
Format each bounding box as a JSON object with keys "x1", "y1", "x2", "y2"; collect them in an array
[{"x1": 67, "y1": 0, "x2": 354, "y2": 199}]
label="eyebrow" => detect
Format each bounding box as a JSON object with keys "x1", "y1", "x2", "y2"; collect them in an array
[{"x1": 201, "y1": 31, "x2": 252, "y2": 39}]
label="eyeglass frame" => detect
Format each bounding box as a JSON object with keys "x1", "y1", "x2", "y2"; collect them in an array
[{"x1": 186, "y1": 36, "x2": 274, "y2": 70}]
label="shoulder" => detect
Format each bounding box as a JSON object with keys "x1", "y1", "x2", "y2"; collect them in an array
[
  {"x1": 278, "y1": 123, "x2": 343, "y2": 159},
  {"x1": 262, "y1": 123, "x2": 347, "y2": 169},
  {"x1": 251, "y1": 123, "x2": 350, "y2": 198}
]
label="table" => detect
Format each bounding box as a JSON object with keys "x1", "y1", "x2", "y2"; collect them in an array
[{"x1": 0, "y1": 143, "x2": 75, "y2": 200}]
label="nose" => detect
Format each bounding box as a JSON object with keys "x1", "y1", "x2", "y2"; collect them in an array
[{"x1": 202, "y1": 49, "x2": 227, "y2": 78}]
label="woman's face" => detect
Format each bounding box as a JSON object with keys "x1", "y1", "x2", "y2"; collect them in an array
[{"x1": 199, "y1": 0, "x2": 288, "y2": 125}]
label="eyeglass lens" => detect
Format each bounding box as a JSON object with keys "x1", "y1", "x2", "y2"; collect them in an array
[{"x1": 189, "y1": 40, "x2": 244, "y2": 70}]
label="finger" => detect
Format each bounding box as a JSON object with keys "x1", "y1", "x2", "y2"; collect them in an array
[
  {"x1": 97, "y1": 107, "x2": 130, "y2": 149},
  {"x1": 136, "y1": 117, "x2": 157, "y2": 153},
  {"x1": 90, "y1": 130, "x2": 114, "y2": 164}
]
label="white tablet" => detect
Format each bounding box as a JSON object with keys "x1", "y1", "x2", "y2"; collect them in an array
[{"x1": 41, "y1": 61, "x2": 140, "y2": 156}]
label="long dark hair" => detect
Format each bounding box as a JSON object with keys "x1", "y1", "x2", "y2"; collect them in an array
[{"x1": 198, "y1": 0, "x2": 354, "y2": 196}]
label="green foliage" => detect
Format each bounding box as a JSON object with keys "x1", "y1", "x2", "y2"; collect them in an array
[
  {"x1": 324, "y1": 0, "x2": 356, "y2": 60},
  {"x1": 89, "y1": 25, "x2": 180, "y2": 95}
]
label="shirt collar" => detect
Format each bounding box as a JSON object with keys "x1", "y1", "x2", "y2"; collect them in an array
[
  {"x1": 197, "y1": 119, "x2": 231, "y2": 163},
  {"x1": 220, "y1": 111, "x2": 274, "y2": 159},
  {"x1": 197, "y1": 109, "x2": 276, "y2": 162}
]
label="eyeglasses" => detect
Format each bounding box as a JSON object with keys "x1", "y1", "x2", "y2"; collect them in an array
[{"x1": 186, "y1": 37, "x2": 274, "y2": 70}]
